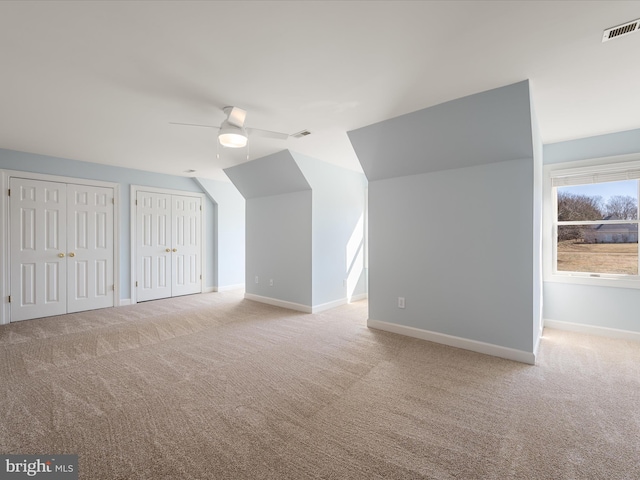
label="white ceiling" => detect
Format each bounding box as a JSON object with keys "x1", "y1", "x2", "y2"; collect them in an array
[{"x1": 0, "y1": 1, "x2": 639, "y2": 181}]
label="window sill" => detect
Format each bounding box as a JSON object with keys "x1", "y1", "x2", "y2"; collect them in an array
[{"x1": 544, "y1": 274, "x2": 640, "y2": 289}]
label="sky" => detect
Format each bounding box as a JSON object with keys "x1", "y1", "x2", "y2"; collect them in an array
[{"x1": 559, "y1": 179, "x2": 638, "y2": 204}]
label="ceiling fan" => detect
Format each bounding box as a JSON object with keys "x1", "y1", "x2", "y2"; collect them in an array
[{"x1": 170, "y1": 106, "x2": 293, "y2": 149}]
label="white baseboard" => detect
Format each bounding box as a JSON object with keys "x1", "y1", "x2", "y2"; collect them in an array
[
  {"x1": 349, "y1": 293, "x2": 368, "y2": 302},
  {"x1": 367, "y1": 319, "x2": 536, "y2": 365},
  {"x1": 203, "y1": 286, "x2": 216, "y2": 293},
  {"x1": 244, "y1": 293, "x2": 368, "y2": 314},
  {"x1": 308, "y1": 292, "x2": 369, "y2": 313},
  {"x1": 118, "y1": 299, "x2": 132, "y2": 306},
  {"x1": 312, "y1": 298, "x2": 347, "y2": 313},
  {"x1": 211, "y1": 284, "x2": 245, "y2": 293},
  {"x1": 244, "y1": 293, "x2": 312, "y2": 313},
  {"x1": 544, "y1": 319, "x2": 640, "y2": 342}
]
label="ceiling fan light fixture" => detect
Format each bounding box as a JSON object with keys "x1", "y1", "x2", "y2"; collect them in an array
[
  {"x1": 218, "y1": 132, "x2": 247, "y2": 148},
  {"x1": 218, "y1": 121, "x2": 248, "y2": 148}
]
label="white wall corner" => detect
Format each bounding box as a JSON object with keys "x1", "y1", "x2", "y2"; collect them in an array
[
  {"x1": 244, "y1": 293, "x2": 312, "y2": 313},
  {"x1": 533, "y1": 323, "x2": 543, "y2": 360},
  {"x1": 544, "y1": 318, "x2": 640, "y2": 342},
  {"x1": 367, "y1": 319, "x2": 536, "y2": 365}
]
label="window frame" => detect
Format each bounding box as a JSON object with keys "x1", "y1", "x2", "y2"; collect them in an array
[{"x1": 543, "y1": 154, "x2": 640, "y2": 289}]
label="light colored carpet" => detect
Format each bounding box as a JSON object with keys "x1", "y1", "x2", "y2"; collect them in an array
[{"x1": 1, "y1": 291, "x2": 638, "y2": 479}]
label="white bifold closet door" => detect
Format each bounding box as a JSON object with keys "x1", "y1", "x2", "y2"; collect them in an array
[
  {"x1": 66, "y1": 184, "x2": 114, "y2": 313},
  {"x1": 171, "y1": 195, "x2": 202, "y2": 297},
  {"x1": 136, "y1": 191, "x2": 202, "y2": 302},
  {"x1": 10, "y1": 178, "x2": 114, "y2": 322}
]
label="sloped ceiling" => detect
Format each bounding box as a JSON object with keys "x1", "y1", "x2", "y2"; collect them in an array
[
  {"x1": 349, "y1": 81, "x2": 534, "y2": 181},
  {"x1": 0, "y1": 1, "x2": 639, "y2": 180},
  {"x1": 224, "y1": 150, "x2": 310, "y2": 199}
]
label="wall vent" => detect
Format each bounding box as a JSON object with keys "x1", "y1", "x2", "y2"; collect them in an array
[
  {"x1": 602, "y1": 19, "x2": 640, "y2": 42},
  {"x1": 292, "y1": 130, "x2": 311, "y2": 138}
]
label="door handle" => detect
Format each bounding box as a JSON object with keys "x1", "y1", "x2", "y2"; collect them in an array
[
  {"x1": 58, "y1": 253, "x2": 65, "y2": 258},
  {"x1": 165, "y1": 248, "x2": 171, "y2": 253},
  {"x1": 172, "y1": 248, "x2": 177, "y2": 252},
  {"x1": 68, "y1": 252, "x2": 75, "y2": 257}
]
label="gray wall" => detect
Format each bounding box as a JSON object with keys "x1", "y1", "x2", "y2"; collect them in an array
[
  {"x1": 226, "y1": 151, "x2": 313, "y2": 306},
  {"x1": 368, "y1": 160, "x2": 534, "y2": 352},
  {"x1": 544, "y1": 282, "x2": 640, "y2": 332},
  {"x1": 544, "y1": 128, "x2": 640, "y2": 165},
  {"x1": 294, "y1": 153, "x2": 367, "y2": 306},
  {"x1": 194, "y1": 177, "x2": 245, "y2": 288},
  {"x1": 245, "y1": 190, "x2": 312, "y2": 305},
  {"x1": 543, "y1": 128, "x2": 640, "y2": 332},
  {"x1": 0, "y1": 148, "x2": 215, "y2": 299},
  {"x1": 225, "y1": 149, "x2": 368, "y2": 309},
  {"x1": 349, "y1": 81, "x2": 539, "y2": 354}
]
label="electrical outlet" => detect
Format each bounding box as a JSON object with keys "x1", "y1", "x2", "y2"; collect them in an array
[
  {"x1": 398, "y1": 297, "x2": 405, "y2": 309},
  {"x1": 255, "y1": 275, "x2": 259, "y2": 284},
  {"x1": 269, "y1": 279, "x2": 274, "y2": 287}
]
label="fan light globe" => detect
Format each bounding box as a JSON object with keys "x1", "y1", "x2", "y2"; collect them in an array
[{"x1": 218, "y1": 121, "x2": 248, "y2": 148}]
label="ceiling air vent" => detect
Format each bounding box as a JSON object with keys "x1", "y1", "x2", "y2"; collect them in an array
[
  {"x1": 292, "y1": 130, "x2": 311, "y2": 138},
  {"x1": 602, "y1": 19, "x2": 640, "y2": 42}
]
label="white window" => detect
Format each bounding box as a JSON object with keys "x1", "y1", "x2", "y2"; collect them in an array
[{"x1": 545, "y1": 157, "x2": 640, "y2": 288}]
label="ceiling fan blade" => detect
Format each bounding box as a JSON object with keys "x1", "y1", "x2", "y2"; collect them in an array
[
  {"x1": 223, "y1": 106, "x2": 247, "y2": 128},
  {"x1": 247, "y1": 127, "x2": 289, "y2": 140},
  {"x1": 170, "y1": 122, "x2": 219, "y2": 129}
]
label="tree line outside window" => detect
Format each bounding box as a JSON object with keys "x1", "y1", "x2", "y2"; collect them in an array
[{"x1": 557, "y1": 190, "x2": 638, "y2": 242}]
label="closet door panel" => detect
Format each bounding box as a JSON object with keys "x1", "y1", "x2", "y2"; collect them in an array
[
  {"x1": 67, "y1": 185, "x2": 114, "y2": 313},
  {"x1": 10, "y1": 178, "x2": 67, "y2": 321},
  {"x1": 171, "y1": 195, "x2": 202, "y2": 297},
  {"x1": 136, "y1": 191, "x2": 172, "y2": 301}
]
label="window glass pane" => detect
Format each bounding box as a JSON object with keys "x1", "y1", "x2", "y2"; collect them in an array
[
  {"x1": 557, "y1": 180, "x2": 638, "y2": 222},
  {"x1": 557, "y1": 224, "x2": 638, "y2": 275}
]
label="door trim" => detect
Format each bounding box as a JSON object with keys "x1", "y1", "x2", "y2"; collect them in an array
[
  {"x1": 0, "y1": 169, "x2": 120, "y2": 325},
  {"x1": 130, "y1": 185, "x2": 206, "y2": 305}
]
